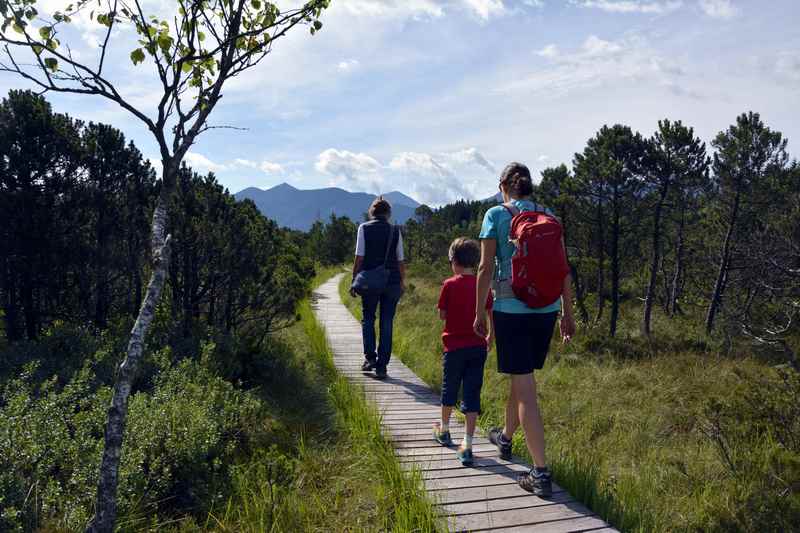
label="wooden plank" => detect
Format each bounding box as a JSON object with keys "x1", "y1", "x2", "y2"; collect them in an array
[
  {"x1": 395, "y1": 438, "x2": 491, "y2": 449},
  {"x1": 447, "y1": 502, "x2": 594, "y2": 531},
  {"x1": 421, "y1": 462, "x2": 527, "y2": 479},
  {"x1": 431, "y1": 483, "x2": 563, "y2": 505},
  {"x1": 480, "y1": 515, "x2": 611, "y2": 532},
  {"x1": 441, "y1": 490, "x2": 573, "y2": 515},
  {"x1": 398, "y1": 444, "x2": 497, "y2": 458},
  {"x1": 425, "y1": 472, "x2": 529, "y2": 491}
]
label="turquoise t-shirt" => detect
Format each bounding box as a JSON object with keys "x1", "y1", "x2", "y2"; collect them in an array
[{"x1": 478, "y1": 199, "x2": 562, "y2": 314}]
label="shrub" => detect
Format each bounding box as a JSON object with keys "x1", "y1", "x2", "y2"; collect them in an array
[{"x1": 0, "y1": 353, "x2": 264, "y2": 531}]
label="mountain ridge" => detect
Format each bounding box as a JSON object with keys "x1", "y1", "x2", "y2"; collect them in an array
[{"x1": 235, "y1": 183, "x2": 420, "y2": 231}]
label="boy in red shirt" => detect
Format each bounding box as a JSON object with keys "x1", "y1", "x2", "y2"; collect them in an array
[{"x1": 433, "y1": 238, "x2": 493, "y2": 465}]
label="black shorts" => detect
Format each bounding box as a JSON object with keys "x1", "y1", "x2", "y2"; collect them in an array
[{"x1": 493, "y1": 311, "x2": 558, "y2": 374}]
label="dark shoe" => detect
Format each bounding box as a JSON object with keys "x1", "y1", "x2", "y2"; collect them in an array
[
  {"x1": 374, "y1": 366, "x2": 388, "y2": 379},
  {"x1": 488, "y1": 427, "x2": 513, "y2": 460},
  {"x1": 433, "y1": 423, "x2": 453, "y2": 446},
  {"x1": 518, "y1": 467, "x2": 552, "y2": 497},
  {"x1": 361, "y1": 358, "x2": 376, "y2": 372},
  {"x1": 456, "y1": 446, "x2": 474, "y2": 466}
]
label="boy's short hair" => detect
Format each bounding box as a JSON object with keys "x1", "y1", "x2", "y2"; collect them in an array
[{"x1": 448, "y1": 237, "x2": 481, "y2": 268}]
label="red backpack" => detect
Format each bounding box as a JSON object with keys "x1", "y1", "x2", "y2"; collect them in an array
[{"x1": 503, "y1": 203, "x2": 570, "y2": 308}]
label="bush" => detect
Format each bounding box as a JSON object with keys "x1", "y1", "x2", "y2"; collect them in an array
[
  {"x1": 700, "y1": 367, "x2": 800, "y2": 531},
  {"x1": 0, "y1": 351, "x2": 264, "y2": 532}
]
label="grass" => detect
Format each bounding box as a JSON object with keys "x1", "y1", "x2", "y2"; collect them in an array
[
  {"x1": 206, "y1": 271, "x2": 442, "y2": 532},
  {"x1": 338, "y1": 266, "x2": 800, "y2": 533}
]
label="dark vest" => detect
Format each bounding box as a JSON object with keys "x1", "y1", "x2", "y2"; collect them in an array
[{"x1": 361, "y1": 219, "x2": 401, "y2": 286}]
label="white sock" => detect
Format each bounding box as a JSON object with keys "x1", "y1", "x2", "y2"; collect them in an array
[
  {"x1": 440, "y1": 421, "x2": 449, "y2": 432},
  {"x1": 462, "y1": 434, "x2": 473, "y2": 449}
]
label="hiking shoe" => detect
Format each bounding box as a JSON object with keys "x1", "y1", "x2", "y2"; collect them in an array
[
  {"x1": 456, "y1": 446, "x2": 474, "y2": 466},
  {"x1": 518, "y1": 467, "x2": 552, "y2": 497},
  {"x1": 361, "y1": 358, "x2": 376, "y2": 372},
  {"x1": 374, "y1": 366, "x2": 388, "y2": 379},
  {"x1": 488, "y1": 427, "x2": 513, "y2": 460},
  {"x1": 433, "y1": 423, "x2": 453, "y2": 446}
]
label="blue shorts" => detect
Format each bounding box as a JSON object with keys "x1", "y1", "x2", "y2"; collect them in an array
[{"x1": 441, "y1": 346, "x2": 488, "y2": 413}]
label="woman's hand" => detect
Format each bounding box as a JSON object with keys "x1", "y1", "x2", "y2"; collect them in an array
[
  {"x1": 560, "y1": 311, "x2": 576, "y2": 343},
  {"x1": 474, "y1": 311, "x2": 489, "y2": 339}
]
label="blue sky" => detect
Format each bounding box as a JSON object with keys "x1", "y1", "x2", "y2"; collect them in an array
[{"x1": 3, "y1": 0, "x2": 799, "y2": 205}]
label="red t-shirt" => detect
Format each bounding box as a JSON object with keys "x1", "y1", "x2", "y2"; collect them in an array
[{"x1": 437, "y1": 274, "x2": 493, "y2": 353}]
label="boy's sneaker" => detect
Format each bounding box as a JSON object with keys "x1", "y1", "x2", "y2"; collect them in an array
[
  {"x1": 488, "y1": 427, "x2": 513, "y2": 460},
  {"x1": 361, "y1": 358, "x2": 376, "y2": 372},
  {"x1": 456, "y1": 446, "x2": 474, "y2": 466},
  {"x1": 374, "y1": 366, "x2": 387, "y2": 379},
  {"x1": 518, "y1": 467, "x2": 552, "y2": 497},
  {"x1": 433, "y1": 423, "x2": 453, "y2": 446}
]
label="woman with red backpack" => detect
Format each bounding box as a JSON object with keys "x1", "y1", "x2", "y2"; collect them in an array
[{"x1": 474, "y1": 162, "x2": 576, "y2": 497}]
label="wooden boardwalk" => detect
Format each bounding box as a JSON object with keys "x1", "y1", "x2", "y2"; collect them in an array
[{"x1": 312, "y1": 274, "x2": 618, "y2": 533}]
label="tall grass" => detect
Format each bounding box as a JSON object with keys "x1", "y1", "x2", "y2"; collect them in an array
[
  {"x1": 208, "y1": 290, "x2": 442, "y2": 532},
  {"x1": 338, "y1": 268, "x2": 800, "y2": 533}
]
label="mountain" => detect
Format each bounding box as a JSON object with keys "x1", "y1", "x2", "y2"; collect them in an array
[
  {"x1": 235, "y1": 183, "x2": 419, "y2": 231},
  {"x1": 382, "y1": 191, "x2": 420, "y2": 209},
  {"x1": 482, "y1": 192, "x2": 503, "y2": 203}
]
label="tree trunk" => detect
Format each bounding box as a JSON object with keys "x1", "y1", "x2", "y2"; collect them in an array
[
  {"x1": 87, "y1": 169, "x2": 174, "y2": 533},
  {"x1": 669, "y1": 205, "x2": 686, "y2": 316},
  {"x1": 705, "y1": 190, "x2": 741, "y2": 334},
  {"x1": 642, "y1": 183, "x2": 669, "y2": 336},
  {"x1": 609, "y1": 189, "x2": 620, "y2": 338},
  {"x1": 594, "y1": 199, "x2": 606, "y2": 325},
  {"x1": 571, "y1": 263, "x2": 590, "y2": 324},
  {"x1": 2, "y1": 280, "x2": 21, "y2": 342}
]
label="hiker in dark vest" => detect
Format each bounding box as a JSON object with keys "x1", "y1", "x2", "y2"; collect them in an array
[
  {"x1": 474, "y1": 162, "x2": 576, "y2": 497},
  {"x1": 350, "y1": 197, "x2": 406, "y2": 379}
]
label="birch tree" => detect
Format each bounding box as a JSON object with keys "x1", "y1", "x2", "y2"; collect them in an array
[{"x1": 0, "y1": 1, "x2": 330, "y2": 531}]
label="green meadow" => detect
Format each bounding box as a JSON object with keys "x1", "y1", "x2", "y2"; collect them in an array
[{"x1": 338, "y1": 268, "x2": 800, "y2": 533}]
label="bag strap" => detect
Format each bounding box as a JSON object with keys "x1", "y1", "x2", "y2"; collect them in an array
[
  {"x1": 382, "y1": 225, "x2": 396, "y2": 267},
  {"x1": 502, "y1": 202, "x2": 519, "y2": 217}
]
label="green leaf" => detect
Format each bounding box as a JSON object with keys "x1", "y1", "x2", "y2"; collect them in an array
[
  {"x1": 38, "y1": 26, "x2": 51, "y2": 40},
  {"x1": 12, "y1": 22, "x2": 24, "y2": 34},
  {"x1": 44, "y1": 57, "x2": 58, "y2": 72},
  {"x1": 181, "y1": 61, "x2": 192, "y2": 73},
  {"x1": 130, "y1": 48, "x2": 145, "y2": 65},
  {"x1": 198, "y1": 31, "x2": 205, "y2": 41},
  {"x1": 251, "y1": 0, "x2": 261, "y2": 9},
  {"x1": 313, "y1": 20, "x2": 322, "y2": 31}
]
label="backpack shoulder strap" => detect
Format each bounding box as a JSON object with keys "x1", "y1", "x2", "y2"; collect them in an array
[{"x1": 502, "y1": 202, "x2": 519, "y2": 217}]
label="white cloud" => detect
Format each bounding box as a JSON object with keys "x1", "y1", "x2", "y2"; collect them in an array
[
  {"x1": 503, "y1": 33, "x2": 686, "y2": 97},
  {"x1": 337, "y1": 59, "x2": 360, "y2": 72},
  {"x1": 316, "y1": 148, "x2": 383, "y2": 193},
  {"x1": 338, "y1": 0, "x2": 444, "y2": 19},
  {"x1": 233, "y1": 158, "x2": 258, "y2": 169},
  {"x1": 698, "y1": 0, "x2": 738, "y2": 19},
  {"x1": 463, "y1": 0, "x2": 506, "y2": 20},
  {"x1": 523, "y1": 0, "x2": 546, "y2": 7},
  {"x1": 582, "y1": 35, "x2": 623, "y2": 56},
  {"x1": 388, "y1": 147, "x2": 497, "y2": 205},
  {"x1": 444, "y1": 147, "x2": 496, "y2": 175},
  {"x1": 310, "y1": 147, "x2": 497, "y2": 205},
  {"x1": 537, "y1": 44, "x2": 559, "y2": 58},
  {"x1": 185, "y1": 152, "x2": 228, "y2": 173},
  {"x1": 336, "y1": 0, "x2": 510, "y2": 21},
  {"x1": 576, "y1": 0, "x2": 683, "y2": 14},
  {"x1": 260, "y1": 161, "x2": 285, "y2": 174}
]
